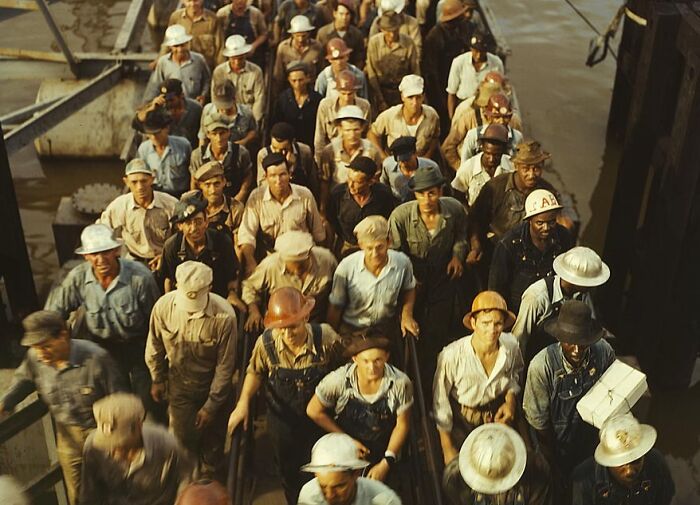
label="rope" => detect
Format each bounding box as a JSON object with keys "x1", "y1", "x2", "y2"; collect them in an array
[{"x1": 562, "y1": 0, "x2": 628, "y2": 65}]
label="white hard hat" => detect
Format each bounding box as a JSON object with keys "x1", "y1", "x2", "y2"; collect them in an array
[
  {"x1": 75, "y1": 224, "x2": 122, "y2": 255},
  {"x1": 335, "y1": 104, "x2": 366, "y2": 122},
  {"x1": 553, "y1": 246, "x2": 610, "y2": 287},
  {"x1": 301, "y1": 433, "x2": 369, "y2": 473},
  {"x1": 288, "y1": 15, "x2": 315, "y2": 33},
  {"x1": 458, "y1": 424, "x2": 526, "y2": 495},
  {"x1": 378, "y1": 0, "x2": 405, "y2": 15},
  {"x1": 163, "y1": 24, "x2": 193, "y2": 47},
  {"x1": 522, "y1": 189, "x2": 563, "y2": 220},
  {"x1": 222, "y1": 35, "x2": 252, "y2": 57},
  {"x1": 595, "y1": 413, "x2": 657, "y2": 467},
  {"x1": 399, "y1": 74, "x2": 424, "y2": 97}
]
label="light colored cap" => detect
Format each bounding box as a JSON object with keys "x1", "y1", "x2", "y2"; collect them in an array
[
  {"x1": 553, "y1": 246, "x2": 610, "y2": 287},
  {"x1": 124, "y1": 158, "x2": 154, "y2": 176},
  {"x1": 75, "y1": 224, "x2": 122, "y2": 255},
  {"x1": 301, "y1": 433, "x2": 370, "y2": 472},
  {"x1": 288, "y1": 15, "x2": 315, "y2": 33},
  {"x1": 222, "y1": 34, "x2": 252, "y2": 58},
  {"x1": 164, "y1": 24, "x2": 193, "y2": 47},
  {"x1": 354, "y1": 215, "x2": 390, "y2": 243},
  {"x1": 21, "y1": 310, "x2": 65, "y2": 347},
  {"x1": 203, "y1": 111, "x2": 231, "y2": 133},
  {"x1": 399, "y1": 74, "x2": 424, "y2": 97},
  {"x1": 378, "y1": 0, "x2": 405, "y2": 15},
  {"x1": 175, "y1": 261, "x2": 213, "y2": 313},
  {"x1": 522, "y1": 189, "x2": 563, "y2": 220},
  {"x1": 92, "y1": 393, "x2": 145, "y2": 450},
  {"x1": 194, "y1": 160, "x2": 225, "y2": 182},
  {"x1": 459, "y1": 423, "x2": 527, "y2": 494},
  {"x1": 335, "y1": 104, "x2": 366, "y2": 122},
  {"x1": 595, "y1": 413, "x2": 657, "y2": 467},
  {"x1": 0, "y1": 476, "x2": 30, "y2": 505},
  {"x1": 275, "y1": 231, "x2": 314, "y2": 262}
]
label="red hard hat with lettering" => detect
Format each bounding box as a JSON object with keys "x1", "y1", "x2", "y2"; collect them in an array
[
  {"x1": 264, "y1": 287, "x2": 315, "y2": 328},
  {"x1": 485, "y1": 93, "x2": 512, "y2": 118}
]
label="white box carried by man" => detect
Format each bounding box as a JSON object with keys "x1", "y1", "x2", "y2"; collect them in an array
[{"x1": 577, "y1": 359, "x2": 648, "y2": 429}]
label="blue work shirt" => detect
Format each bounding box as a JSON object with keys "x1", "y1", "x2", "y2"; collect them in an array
[
  {"x1": 380, "y1": 156, "x2": 440, "y2": 202},
  {"x1": 45, "y1": 259, "x2": 160, "y2": 342},
  {"x1": 314, "y1": 64, "x2": 369, "y2": 100},
  {"x1": 137, "y1": 135, "x2": 192, "y2": 197}
]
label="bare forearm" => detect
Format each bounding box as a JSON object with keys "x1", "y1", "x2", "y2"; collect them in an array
[
  {"x1": 326, "y1": 304, "x2": 343, "y2": 330},
  {"x1": 386, "y1": 410, "x2": 410, "y2": 454}
]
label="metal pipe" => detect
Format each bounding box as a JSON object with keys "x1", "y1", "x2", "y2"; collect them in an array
[
  {"x1": 33, "y1": 0, "x2": 79, "y2": 76},
  {"x1": 4, "y1": 63, "x2": 124, "y2": 156},
  {"x1": 113, "y1": 0, "x2": 153, "y2": 54},
  {"x1": 0, "y1": 0, "x2": 39, "y2": 10},
  {"x1": 0, "y1": 97, "x2": 62, "y2": 125}
]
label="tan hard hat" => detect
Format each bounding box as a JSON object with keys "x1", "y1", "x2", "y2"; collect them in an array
[
  {"x1": 264, "y1": 287, "x2": 315, "y2": 329},
  {"x1": 463, "y1": 291, "x2": 516, "y2": 330}
]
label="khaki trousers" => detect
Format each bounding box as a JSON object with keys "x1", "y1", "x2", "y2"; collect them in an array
[{"x1": 55, "y1": 423, "x2": 92, "y2": 505}]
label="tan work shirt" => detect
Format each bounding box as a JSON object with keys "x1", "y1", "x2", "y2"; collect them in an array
[
  {"x1": 146, "y1": 291, "x2": 238, "y2": 414},
  {"x1": 247, "y1": 323, "x2": 342, "y2": 374},
  {"x1": 168, "y1": 8, "x2": 223, "y2": 69},
  {"x1": 98, "y1": 192, "x2": 178, "y2": 260},
  {"x1": 238, "y1": 183, "x2": 326, "y2": 253},
  {"x1": 368, "y1": 11, "x2": 422, "y2": 58},
  {"x1": 273, "y1": 38, "x2": 324, "y2": 87},
  {"x1": 370, "y1": 104, "x2": 440, "y2": 156},
  {"x1": 319, "y1": 138, "x2": 382, "y2": 184},
  {"x1": 212, "y1": 60, "x2": 266, "y2": 122},
  {"x1": 241, "y1": 247, "x2": 338, "y2": 316},
  {"x1": 313, "y1": 95, "x2": 371, "y2": 163},
  {"x1": 215, "y1": 4, "x2": 267, "y2": 43},
  {"x1": 366, "y1": 33, "x2": 419, "y2": 106}
]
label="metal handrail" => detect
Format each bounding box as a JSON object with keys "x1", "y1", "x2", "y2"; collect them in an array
[{"x1": 404, "y1": 333, "x2": 444, "y2": 505}]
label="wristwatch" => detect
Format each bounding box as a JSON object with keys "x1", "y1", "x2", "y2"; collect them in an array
[{"x1": 384, "y1": 450, "x2": 396, "y2": 468}]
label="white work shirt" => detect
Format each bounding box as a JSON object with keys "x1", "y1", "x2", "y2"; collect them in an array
[
  {"x1": 451, "y1": 153, "x2": 514, "y2": 206},
  {"x1": 432, "y1": 333, "x2": 524, "y2": 432},
  {"x1": 298, "y1": 477, "x2": 402, "y2": 505},
  {"x1": 315, "y1": 362, "x2": 413, "y2": 416},
  {"x1": 446, "y1": 52, "x2": 505, "y2": 100},
  {"x1": 511, "y1": 275, "x2": 596, "y2": 350}
]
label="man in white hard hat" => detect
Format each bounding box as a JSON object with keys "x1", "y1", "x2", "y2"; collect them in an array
[
  {"x1": 99, "y1": 159, "x2": 178, "y2": 271},
  {"x1": 166, "y1": 0, "x2": 222, "y2": 69},
  {"x1": 45, "y1": 224, "x2": 160, "y2": 410},
  {"x1": 147, "y1": 261, "x2": 237, "y2": 478},
  {"x1": 297, "y1": 433, "x2": 402, "y2": 505},
  {"x1": 572, "y1": 413, "x2": 675, "y2": 505},
  {"x1": 80, "y1": 393, "x2": 192, "y2": 505},
  {"x1": 512, "y1": 246, "x2": 610, "y2": 362},
  {"x1": 145, "y1": 24, "x2": 211, "y2": 104},
  {"x1": 0, "y1": 311, "x2": 127, "y2": 504},
  {"x1": 488, "y1": 189, "x2": 574, "y2": 314},
  {"x1": 443, "y1": 423, "x2": 551, "y2": 505},
  {"x1": 242, "y1": 231, "x2": 337, "y2": 332}
]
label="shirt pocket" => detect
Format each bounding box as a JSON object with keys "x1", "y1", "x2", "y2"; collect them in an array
[
  {"x1": 194, "y1": 34, "x2": 216, "y2": 59},
  {"x1": 116, "y1": 299, "x2": 145, "y2": 330}
]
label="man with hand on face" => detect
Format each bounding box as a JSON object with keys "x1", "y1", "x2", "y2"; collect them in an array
[
  {"x1": 228, "y1": 287, "x2": 343, "y2": 505},
  {"x1": 327, "y1": 215, "x2": 419, "y2": 342},
  {"x1": 380, "y1": 136, "x2": 441, "y2": 203},
  {"x1": 433, "y1": 291, "x2": 524, "y2": 467},
  {"x1": 45, "y1": 224, "x2": 159, "y2": 412},
  {"x1": 451, "y1": 123, "x2": 514, "y2": 209},
  {"x1": 242, "y1": 231, "x2": 337, "y2": 332},
  {"x1": 297, "y1": 433, "x2": 402, "y2": 505},
  {"x1": 147, "y1": 261, "x2": 237, "y2": 478},
  {"x1": 238, "y1": 152, "x2": 326, "y2": 274},
  {"x1": 307, "y1": 335, "x2": 413, "y2": 483},
  {"x1": 573, "y1": 414, "x2": 675, "y2": 505},
  {"x1": 489, "y1": 189, "x2": 573, "y2": 314},
  {"x1": 80, "y1": 394, "x2": 192, "y2": 505},
  {"x1": 99, "y1": 159, "x2": 178, "y2": 271},
  {"x1": 389, "y1": 164, "x2": 469, "y2": 384},
  {"x1": 315, "y1": 38, "x2": 368, "y2": 99},
  {"x1": 0, "y1": 311, "x2": 126, "y2": 505},
  {"x1": 159, "y1": 193, "x2": 244, "y2": 312},
  {"x1": 523, "y1": 300, "x2": 615, "y2": 497}
]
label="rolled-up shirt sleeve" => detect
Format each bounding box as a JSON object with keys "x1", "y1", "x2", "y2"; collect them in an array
[
  {"x1": 328, "y1": 263, "x2": 349, "y2": 308},
  {"x1": 432, "y1": 349, "x2": 454, "y2": 432},
  {"x1": 394, "y1": 374, "x2": 414, "y2": 415},
  {"x1": 314, "y1": 366, "x2": 346, "y2": 408},
  {"x1": 237, "y1": 202, "x2": 260, "y2": 248}
]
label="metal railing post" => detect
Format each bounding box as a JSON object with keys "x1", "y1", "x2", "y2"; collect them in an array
[{"x1": 33, "y1": 0, "x2": 80, "y2": 76}]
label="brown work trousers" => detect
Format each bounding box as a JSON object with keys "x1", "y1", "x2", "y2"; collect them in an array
[{"x1": 56, "y1": 423, "x2": 92, "y2": 505}]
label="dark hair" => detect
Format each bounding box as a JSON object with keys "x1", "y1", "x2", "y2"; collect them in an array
[
  {"x1": 347, "y1": 156, "x2": 377, "y2": 177},
  {"x1": 270, "y1": 122, "x2": 295, "y2": 142},
  {"x1": 262, "y1": 152, "x2": 288, "y2": 171}
]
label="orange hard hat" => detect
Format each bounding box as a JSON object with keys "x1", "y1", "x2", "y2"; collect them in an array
[
  {"x1": 483, "y1": 71, "x2": 506, "y2": 87},
  {"x1": 479, "y1": 123, "x2": 509, "y2": 145},
  {"x1": 326, "y1": 38, "x2": 352, "y2": 59},
  {"x1": 176, "y1": 481, "x2": 231, "y2": 505},
  {"x1": 463, "y1": 291, "x2": 516, "y2": 330},
  {"x1": 264, "y1": 287, "x2": 315, "y2": 329},
  {"x1": 485, "y1": 93, "x2": 513, "y2": 118},
  {"x1": 336, "y1": 69, "x2": 359, "y2": 92}
]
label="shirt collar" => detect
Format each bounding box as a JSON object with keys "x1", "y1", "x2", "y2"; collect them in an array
[
  {"x1": 263, "y1": 184, "x2": 299, "y2": 202},
  {"x1": 272, "y1": 325, "x2": 318, "y2": 356},
  {"x1": 129, "y1": 192, "x2": 162, "y2": 210},
  {"x1": 83, "y1": 258, "x2": 127, "y2": 289}
]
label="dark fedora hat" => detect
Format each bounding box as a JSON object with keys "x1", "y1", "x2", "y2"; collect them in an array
[
  {"x1": 408, "y1": 164, "x2": 445, "y2": 192},
  {"x1": 544, "y1": 299, "x2": 604, "y2": 346}
]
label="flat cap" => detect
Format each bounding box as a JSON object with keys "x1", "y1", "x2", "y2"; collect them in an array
[
  {"x1": 124, "y1": 158, "x2": 154, "y2": 176},
  {"x1": 275, "y1": 231, "x2": 314, "y2": 261},
  {"x1": 202, "y1": 111, "x2": 230, "y2": 133},
  {"x1": 171, "y1": 192, "x2": 207, "y2": 223},
  {"x1": 194, "y1": 160, "x2": 225, "y2": 182},
  {"x1": 92, "y1": 393, "x2": 145, "y2": 450},
  {"x1": 175, "y1": 261, "x2": 213, "y2": 313},
  {"x1": 354, "y1": 215, "x2": 390, "y2": 243},
  {"x1": 21, "y1": 310, "x2": 66, "y2": 346},
  {"x1": 286, "y1": 60, "x2": 309, "y2": 74}
]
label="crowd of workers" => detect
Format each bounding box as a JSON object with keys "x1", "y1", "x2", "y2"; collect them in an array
[{"x1": 0, "y1": 0, "x2": 679, "y2": 504}]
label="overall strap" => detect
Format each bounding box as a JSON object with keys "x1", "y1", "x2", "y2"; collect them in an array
[
  {"x1": 262, "y1": 329, "x2": 280, "y2": 366},
  {"x1": 545, "y1": 275, "x2": 556, "y2": 303},
  {"x1": 310, "y1": 324, "x2": 323, "y2": 363}
]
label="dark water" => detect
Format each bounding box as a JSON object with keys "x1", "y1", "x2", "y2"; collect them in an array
[{"x1": 1, "y1": 0, "x2": 699, "y2": 502}]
